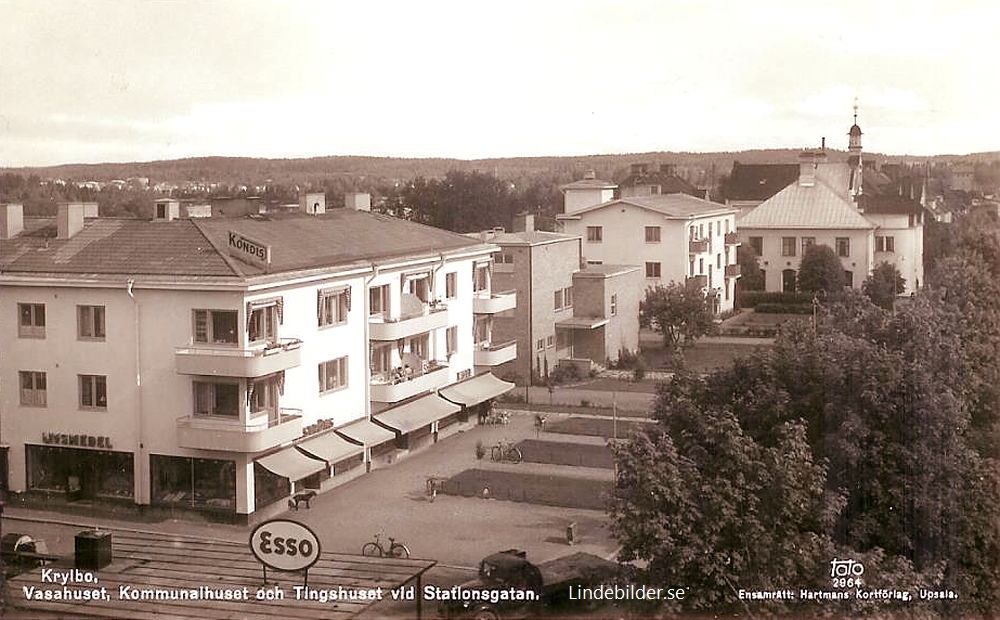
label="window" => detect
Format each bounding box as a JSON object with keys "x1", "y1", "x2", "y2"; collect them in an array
[
  {"x1": 554, "y1": 289, "x2": 564, "y2": 310},
  {"x1": 318, "y1": 288, "x2": 350, "y2": 327},
  {"x1": 496, "y1": 253, "x2": 514, "y2": 264},
  {"x1": 801, "y1": 237, "x2": 815, "y2": 255},
  {"x1": 406, "y1": 275, "x2": 431, "y2": 302},
  {"x1": 371, "y1": 343, "x2": 393, "y2": 376},
  {"x1": 586, "y1": 226, "x2": 603, "y2": 242},
  {"x1": 19, "y1": 371, "x2": 47, "y2": 407},
  {"x1": 473, "y1": 263, "x2": 490, "y2": 292},
  {"x1": 644, "y1": 226, "x2": 661, "y2": 243},
  {"x1": 18, "y1": 303, "x2": 45, "y2": 338},
  {"x1": 318, "y1": 357, "x2": 348, "y2": 393},
  {"x1": 645, "y1": 262, "x2": 661, "y2": 278},
  {"x1": 844, "y1": 271, "x2": 854, "y2": 287},
  {"x1": 749, "y1": 236, "x2": 763, "y2": 256},
  {"x1": 546, "y1": 335, "x2": 554, "y2": 348},
  {"x1": 610, "y1": 294, "x2": 618, "y2": 316},
  {"x1": 563, "y1": 287, "x2": 573, "y2": 308},
  {"x1": 876, "y1": 235, "x2": 895, "y2": 253},
  {"x1": 781, "y1": 237, "x2": 797, "y2": 257},
  {"x1": 717, "y1": 221, "x2": 722, "y2": 236},
  {"x1": 836, "y1": 237, "x2": 851, "y2": 257},
  {"x1": 698, "y1": 258, "x2": 704, "y2": 274},
  {"x1": 536, "y1": 338, "x2": 545, "y2": 351},
  {"x1": 77, "y1": 305, "x2": 106, "y2": 339},
  {"x1": 556, "y1": 330, "x2": 571, "y2": 349},
  {"x1": 446, "y1": 326, "x2": 458, "y2": 356},
  {"x1": 369, "y1": 284, "x2": 389, "y2": 316},
  {"x1": 194, "y1": 310, "x2": 238, "y2": 345},
  {"x1": 193, "y1": 381, "x2": 239, "y2": 418},
  {"x1": 251, "y1": 377, "x2": 279, "y2": 417},
  {"x1": 445, "y1": 272, "x2": 458, "y2": 299},
  {"x1": 717, "y1": 253, "x2": 722, "y2": 268},
  {"x1": 248, "y1": 304, "x2": 278, "y2": 343},
  {"x1": 473, "y1": 316, "x2": 490, "y2": 345},
  {"x1": 156, "y1": 203, "x2": 166, "y2": 219},
  {"x1": 79, "y1": 375, "x2": 107, "y2": 409}
]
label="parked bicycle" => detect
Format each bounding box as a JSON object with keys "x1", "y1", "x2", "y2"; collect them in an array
[
  {"x1": 485, "y1": 408, "x2": 510, "y2": 425},
  {"x1": 491, "y1": 439, "x2": 523, "y2": 464},
  {"x1": 361, "y1": 532, "x2": 411, "y2": 558}
]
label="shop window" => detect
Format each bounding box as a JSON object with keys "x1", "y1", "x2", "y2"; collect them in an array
[
  {"x1": 193, "y1": 381, "x2": 239, "y2": 418},
  {"x1": 20, "y1": 370, "x2": 47, "y2": 407},
  {"x1": 151, "y1": 454, "x2": 235, "y2": 510},
  {"x1": 79, "y1": 375, "x2": 107, "y2": 410},
  {"x1": 77, "y1": 305, "x2": 106, "y2": 340},
  {"x1": 18, "y1": 303, "x2": 45, "y2": 338},
  {"x1": 193, "y1": 309, "x2": 238, "y2": 345},
  {"x1": 254, "y1": 461, "x2": 290, "y2": 509},
  {"x1": 317, "y1": 287, "x2": 350, "y2": 327},
  {"x1": 27, "y1": 446, "x2": 134, "y2": 499},
  {"x1": 318, "y1": 357, "x2": 348, "y2": 394}
]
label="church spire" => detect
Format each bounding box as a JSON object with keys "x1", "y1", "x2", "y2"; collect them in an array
[{"x1": 848, "y1": 98, "x2": 864, "y2": 202}]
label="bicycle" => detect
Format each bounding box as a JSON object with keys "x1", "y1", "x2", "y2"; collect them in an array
[
  {"x1": 490, "y1": 439, "x2": 522, "y2": 464},
  {"x1": 361, "y1": 532, "x2": 411, "y2": 558}
]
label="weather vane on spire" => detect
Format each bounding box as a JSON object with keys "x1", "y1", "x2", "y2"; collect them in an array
[{"x1": 853, "y1": 97, "x2": 859, "y2": 125}]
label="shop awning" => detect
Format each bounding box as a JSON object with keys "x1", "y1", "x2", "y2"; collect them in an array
[
  {"x1": 297, "y1": 432, "x2": 364, "y2": 464},
  {"x1": 375, "y1": 394, "x2": 461, "y2": 434},
  {"x1": 438, "y1": 372, "x2": 515, "y2": 406},
  {"x1": 336, "y1": 418, "x2": 397, "y2": 446},
  {"x1": 556, "y1": 316, "x2": 609, "y2": 330},
  {"x1": 256, "y1": 447, "x2": 326, "y2": 481}
]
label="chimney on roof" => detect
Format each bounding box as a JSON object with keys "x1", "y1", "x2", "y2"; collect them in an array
[
  {"x1": 1, "y1": 203, "x2": 24, "y2": 239},
  {"x1": 58, "y1": 202, "x2": 85, "y2": 239},
  {"x1": 344, "y1": 192, "x2": 371, "y2": 212},
  {"x1": 821, "y1": 137, "x2": 826, "y2": 151},
  {"x1": 153, "y1": 198, "x2": 180, "y2": 221},
  {"x1": 300, "y1": 192, "x2": 326, "y2": 214},
  {"x1": 798, "y1": 151, "x2": 820, "y2": 187},
  {"x1": 513, "y1": 212, "x2": 535, "y2": 233}
]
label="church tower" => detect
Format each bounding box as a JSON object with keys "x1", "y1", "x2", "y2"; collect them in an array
[{"x1": 848, "y1": 100, "x2": 864, "y2": 202}]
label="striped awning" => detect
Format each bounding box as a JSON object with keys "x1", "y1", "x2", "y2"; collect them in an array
[
  {"x1": 256, "y1": 447, "x2": 325, "y2": 481},
  {"x1": 375, "y1": 394, "x2": 460, "y2": 434},
  {"x1": 438, "y1": 373, "x2": 515, "y2": 406},
  {"x1": 297, "y1": 432, "x2": 364, "y2": 464},
  {"x1": 336, "y1": 418, "x2": 396, "y2": 446}
]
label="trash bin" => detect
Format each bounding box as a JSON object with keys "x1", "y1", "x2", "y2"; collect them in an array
[
  {"x1": 75, "y1": 529, "x2": 112, "y2": 570},
  {"x1": 566, "y1": 522, "x2": 576, "y2": 545},
  {"x1": 2, "y1": 533, "x2": 33, "y2": 561}
]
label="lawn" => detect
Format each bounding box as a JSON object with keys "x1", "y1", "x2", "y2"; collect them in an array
[
  {"x1": 441, "y1": 469, "x2": 610, "y2": 510},
  {"x1": 517, "y1": 439, "x2": 614, "y2": 469},
  {"x1": 640, "y1": 339, "x2": 769, "y2": 373},
  {"x1": 546, "y1": 417, "x2": 654, "y2": 439}
]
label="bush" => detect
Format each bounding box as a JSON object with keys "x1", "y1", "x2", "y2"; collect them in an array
[
  {"x1": 548, "y1": 363, "x2": 581, "y2": 385},
  {"x1": 613, "y1": 349, "x2": 641, "y2": 370},
  {"x1": 740, "y1": 291, "x2": 815, "y2": 307},
  {"x1": 633, "y1": 358, "x2": 647, "y2": 382},
  {"x1": 755, "y1": 303, "x2": 813, "y2": 314},
  {"x1": 475, "y1": 441, "x2": 485, "y2": 460}
]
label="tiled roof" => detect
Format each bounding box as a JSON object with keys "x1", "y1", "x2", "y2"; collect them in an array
[
  {"x1": 726, "y1": 163, "x2": 799, "y2": 201},
  {"x1": 570, "y1": 194, "x2": 735, "y2": 219},
  {"x1": 484, "y1": 230, "x2": 578, "y2": 246},
  {"x1": 0, "y1": 210, "x2": 491, "y2": 279},
  {"x1": 619, "y1": 173, "x2": 698, "y2": 197},
  {"x1": 738, "y1": 177, "x2": 875, "y2": 230},
  {"x1": 860, "y1": 194, "x2": 925, "y2": 215}
]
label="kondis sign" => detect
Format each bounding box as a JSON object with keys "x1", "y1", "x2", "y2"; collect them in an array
[{"x1": 228, "y1": 231, "x2": 271, "y2": 268}]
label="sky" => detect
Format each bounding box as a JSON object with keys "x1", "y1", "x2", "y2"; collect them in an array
[{"x1": 1, "y1": 0, "x2": 998, "y2": 167}]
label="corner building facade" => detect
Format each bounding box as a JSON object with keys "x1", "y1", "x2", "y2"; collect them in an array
[{"x1": 0, "y1": 200, "x2": 513, "y2": 522}]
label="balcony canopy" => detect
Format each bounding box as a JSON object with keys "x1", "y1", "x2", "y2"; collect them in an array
[
  {"x1": 438, "y1": 373, "x2": 515, "y2": 406},
  {"x1": 555, "y1": 316, "x2": 609, "y2": 330},
  {"x1": 256, "y1": 447, "x2": 325, "y2": 482},
  {"x1": 375, "y1": 394, "x2": 460, "y2": 434},
  {"x1": 297, "y1": 432, "x2": 364, "y2": 464},
  {"x1": 336, "y1": 418, "x2": 396, "y2": 446}
]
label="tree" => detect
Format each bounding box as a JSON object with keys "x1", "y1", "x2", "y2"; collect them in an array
[
  {"x1": 797, "y1": 244, "x2": 844, "y2": 293},
  {"x1": 735, "y1": 244, "x2": 764, "y2": 291},
  {"x1": 639, "y1": 281, "x2": 716, "y2": 351},
  {"x1": 862, "y1": 261, "x2": 906, "y2": 309}
]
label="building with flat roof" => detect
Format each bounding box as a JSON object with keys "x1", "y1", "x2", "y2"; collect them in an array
[{"x1": 0, "y1": 195, "x2": 514, "y2": 523}]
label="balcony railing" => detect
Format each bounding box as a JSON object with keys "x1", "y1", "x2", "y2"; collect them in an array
[
  {"x1": 473, "y1": 290, "x2": 517, "y2": 314},
  {"x1": 369, "y1": 297, "x2": 449, "y2": 341},
  {"x1": 474, "y1": 340, "x2": 517, "y2": 366},
  {"x1": 689, "y1": 239, "x2": 709, "y2": 254},
  {"x1": 686, "y1": 274, "x2": 708, "y2": 288},
  {"x1": 370, "y1": 361, "x2": 449, "y2": 402},
  {"x1": 724, "y1": 231, "x2": 740, "y2": 246},
  {"x1": 176, "y1": 408, "x2": 302, "y2": 452},
  {"x1": 175, "y1": 338, "x2": 302, "y2": 377},
  {"x1": 725, "y1": 263, "x2": 742, "y2": 277}
]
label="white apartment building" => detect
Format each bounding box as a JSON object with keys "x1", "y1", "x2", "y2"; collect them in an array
[
  {"x1": 0, "y1": 198, "x2": 513, "y2": 523},
  {"x1": 556, "y1": 179, "x2": 741, "y2": 314}
]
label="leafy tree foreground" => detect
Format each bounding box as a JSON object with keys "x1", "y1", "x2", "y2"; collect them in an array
[{"x1": 609, "y1": 225, "x2": 1000, "y2": 617}]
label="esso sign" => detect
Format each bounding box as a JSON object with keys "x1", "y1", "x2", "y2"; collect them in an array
[{"x1": 249, "y1": 519, "x2": 322, "y2": 572}]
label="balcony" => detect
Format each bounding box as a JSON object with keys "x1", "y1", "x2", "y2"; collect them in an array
[
  {"x1": 473, "y1": 290, "x2": 517, "y2": 314},
  {"x1": 686, "y1": 275, "x2": 708, "y2": 288},
  {"x1": 370, "y1": 361, "x2": 449, "y2": 403},
  {"x1": 724, "y1": 231, "x2": 741, "y2": 246},
  {"x1": 175, "y1": 338, "x2": 302, "y2": 377},
  {"x1": 725, "y1": 263, "x2": 742, "y2": 277},
  {"x1": 473, "y1": 340, "x2": 517, "y2": 366},
  {"x1": 689, "y1": 239, "x2": 709, "y2": 254},
  {"x1": 176, "y1": 408, "x2": 302, "y2": 452},
  {"x1": 369, "y1": 295, "x2": 448, "y2": 341}
]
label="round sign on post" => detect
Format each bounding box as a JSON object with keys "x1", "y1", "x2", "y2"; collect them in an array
[{"x1": 249, "y1": 519, "x2": 322, "y2": 573}]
